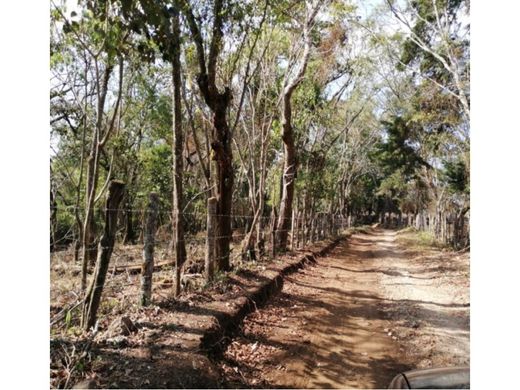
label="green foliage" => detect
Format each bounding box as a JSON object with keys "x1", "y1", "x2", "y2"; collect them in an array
[
  {"x1": 49, "y1": 0, "x2": 470, "y2": 258},
  {"x1": 442, "y1": 158, "x2": 469, "y2": 195},
  {"x1": 377, "y1": 168, "x2": 407, "y2": 199},
  {"x1": 139, "y1": 143, "x2": 173, "y2": 205},
  {"x1": 374, "y1": 115, "x2": 428, "y2": 178}
]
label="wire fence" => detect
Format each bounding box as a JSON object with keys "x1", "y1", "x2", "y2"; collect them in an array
[
  {"x1": 50, "y1": 204, "x2": 350, "y2": 249},
  {"x1": 50, "y1": 203, "x2": 353, "y2": 328},
  {"x1": 50, "y1": 201, "x2": 468, "y2": 330}
]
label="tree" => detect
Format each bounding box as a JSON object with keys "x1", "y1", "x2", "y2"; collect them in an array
[
  {"x1": 385, "y1": 0, "x2": 470, "y2": 120},
  {"x1": 52, "y1": 1, "x2": 132, "y2": 290},
  {"x1": 170, "y1": 10, "x2": 187, "y2": 295},
  {"x1": 177, "y1": 0, "x2": 235, "y2": 270},
  {"x1": 276, "y1": 0, "x2": 325, "y2": 251}
]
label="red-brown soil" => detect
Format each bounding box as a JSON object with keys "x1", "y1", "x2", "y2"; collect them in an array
[
  {"x1": 218, "y1": 228, "x2": 469, "y2": 388},
  {"x1": 50, "y1": 228, "x2": 469, "y2": 389}
]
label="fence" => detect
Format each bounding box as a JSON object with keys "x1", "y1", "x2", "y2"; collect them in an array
[
  {"x1": 50, "y1": 195, "x2": 351, "y2": 329},
  {"x1": 377, "y1": 210, "x2": 470, "y2": 249}
]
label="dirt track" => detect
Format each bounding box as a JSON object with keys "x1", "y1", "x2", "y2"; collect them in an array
[{"x1": 219, "y1": 228, "x2": 470, "y2": 388}]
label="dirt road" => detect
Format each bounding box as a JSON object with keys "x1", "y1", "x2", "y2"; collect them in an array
[{"x1": 219, "y1": 228, "x2": 470, "y2": 388}]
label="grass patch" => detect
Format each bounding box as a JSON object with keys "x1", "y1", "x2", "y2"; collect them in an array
[
  {"x1": 396, "y1": 228, "x2": 446, "y2": 249},
  {"x1": 396, "y1": 226, "x2": 417, "y2": 235}
]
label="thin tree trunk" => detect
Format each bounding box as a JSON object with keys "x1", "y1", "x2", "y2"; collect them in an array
[
  {"x1": 123, "y1": 198, "x2": 136, "y2": 244},
  {"x1": 275, "y1": 2, "x2": 321, "y2": 251},
  {"x1": 81, "y1": 63, "x2": 114, "y2": 290},
  {"x1": 290, "y1": 207, "x2": 296, "y2": 251},
  {"x1": 81, "y1": 155, "x2": 100, "y2": 289},
  {"x1": 50, "y1": 188, "x2": 57, "y2": 252},
  {"x1": 73, "y1": 53, "x2": 89, "y2": 263},
  {"x1": 171, "y1": 12, "x2": 188, "y2": 296},
  {"x1": 270, "y1": 207, "x2": 277, "y2": 258}
]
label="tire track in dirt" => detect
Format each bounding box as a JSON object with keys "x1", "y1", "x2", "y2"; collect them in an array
[{"x1": 218, "y1": 228, "x2": 469, "y2": 388}]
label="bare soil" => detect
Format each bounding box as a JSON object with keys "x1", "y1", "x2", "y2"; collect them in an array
[
  {"x1": 50, "y1": 228, "x2": 469, "y2": 389},
  {"x1": 218, "y1": 228, "x2": 470, "y2": 388},
  {"x1": 50, "y1": 236, "x2": 339, "y2": 388}
]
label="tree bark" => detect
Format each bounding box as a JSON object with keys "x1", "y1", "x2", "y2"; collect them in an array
[
  {"x1": 81, "y1": 180, "x2": 125, "y2": 330},
  {"x1": 211, "y1": 100, "x2": 233, "y2": 271},
  {"x1": 205, "y1": 197, "x2": 217, "y2": 282},
  {"x1": 276, "y1": 91, "x2": 297, "y2": 250}
]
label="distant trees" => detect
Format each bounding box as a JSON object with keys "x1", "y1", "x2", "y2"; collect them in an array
[{"x1": 387, "y1": 0, "x2": 470, "y2": 120}]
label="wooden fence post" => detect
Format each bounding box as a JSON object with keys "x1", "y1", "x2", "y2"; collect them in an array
[
  {"x1": 81, "y1": 180, "x2": 125, "y2": 330},
  {"x1": 205, "y1": 197, "x2": 217, "y2": 282},
  {"x1": 316, "y1": 214, "x2": 321, "y2": 240},
  {"x1": 297, "y1": 211, "x2": 303, "y2": 249},
  {"x1": 270, "y1": 208, "x2": 277, "y2": 258},
  {"x1": 139, "y1": 192, "x2": 159, "y2": 306},
  {"x1": 290, "y1": 208, "x2": 296, "y2": 251},
  {"x1": 316, "y1": 213, "x2": 321, "y2": 240},
  {"x1": 300, "y1": 212, "x2": 305, "y2": 248},
  {"x1": 294, "y1": 212, "x2": 299, "y2": 250},
  {"x1": 312, "y1": 214, "x2": 318, "y2": 243},
  {"x1": 309, "y1": 216, "x2": 314, "y2": 243}
]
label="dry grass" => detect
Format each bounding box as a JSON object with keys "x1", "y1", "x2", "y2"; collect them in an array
[
  {"x1": 50, "y1": 235, "x2": 255, "y2": 336},
  {"x1": 396, "y1": 228, "x2": 448, "y2": 250}
]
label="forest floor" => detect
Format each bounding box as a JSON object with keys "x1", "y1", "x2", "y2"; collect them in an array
[
  {"x1": 50, "y1": 234, "x2": 340, "y2": 388},
  {"x1": 218, "y1": 228, "x2": 470, "y2": 388},
  {"x1": 50, "y1": 227, "x2": 469, "y2": 389}
]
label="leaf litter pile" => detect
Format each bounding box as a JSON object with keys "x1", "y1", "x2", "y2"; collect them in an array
[{"x1": 219, "y1": 291, "x2": 309, "y2": 388}]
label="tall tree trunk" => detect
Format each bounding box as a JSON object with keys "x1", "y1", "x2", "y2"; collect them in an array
[
  {"x1": 211, "y1": 100, "x2": 233, "y2": 271},
  {"x1": 123, "y1": 203, "x2": 136, "y2": 245},
  {"x1": 172, "y1": 12, "x2": 187, "y2": 296},
  {"x1": 123, "y1": 153, "x2": 141, "y2": 245},
  {"x1": 275, "y1": 1, "x2": 321, "y2": 251},
  {"x1": 276, "y1": 92, "x2": 297, "y2": 251}
]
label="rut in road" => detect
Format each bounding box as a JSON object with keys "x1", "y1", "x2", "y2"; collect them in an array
[{"x1": 218, "y1": 228, "x2": 470, "y2": 388}]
